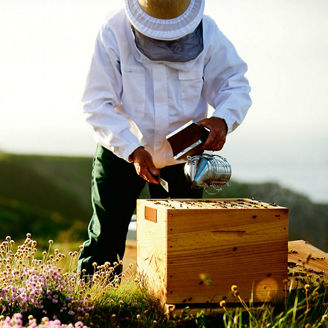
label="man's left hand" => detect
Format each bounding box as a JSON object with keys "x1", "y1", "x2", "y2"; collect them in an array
[{"x1": 197, "y1": 117, "x2": 228, "y2": 151}]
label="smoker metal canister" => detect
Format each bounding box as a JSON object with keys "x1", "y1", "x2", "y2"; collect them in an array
[{"x1": 184, "y1": 153, "x2": 232, "y2": 189}]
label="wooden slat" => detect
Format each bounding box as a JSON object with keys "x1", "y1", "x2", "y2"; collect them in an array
[
  {"x1": 288, "y1": 240, "x2": 328, "y2": 273},
  {"x1": 166, "y1": 209, "x2": 288, "y2": 258},
  {"x1": 166, "y1": 208, "x2": 288, "y2": 233},
  {"x1": 288, "y1": 240, "x2": 328, "y2": 287}
]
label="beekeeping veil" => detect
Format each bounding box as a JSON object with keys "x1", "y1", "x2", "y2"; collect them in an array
[{"x1": 125, "y1": 0, "x2": 204, "y2": 62}]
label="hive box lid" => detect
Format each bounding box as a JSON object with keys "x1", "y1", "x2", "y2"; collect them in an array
[{"x1": 138, "y1": 198, "x2": 287, "y2": 211}]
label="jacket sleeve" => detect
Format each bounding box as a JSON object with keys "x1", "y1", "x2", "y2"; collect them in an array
[
  {"x1": 82, "y1": 25, "x2": 142, "y2": 162},
  {"x1": 202, "y1": 21, "x2": 252, "y2": 134}
]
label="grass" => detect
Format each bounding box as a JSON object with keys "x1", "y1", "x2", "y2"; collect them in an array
[{"x1": 1, "y1": 235, "x2": 328, "y2": 327}]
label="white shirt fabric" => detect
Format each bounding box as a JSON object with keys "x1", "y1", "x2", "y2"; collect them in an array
[{"x1": 82, "y1": 9, "x2": 252, "y2": 168}]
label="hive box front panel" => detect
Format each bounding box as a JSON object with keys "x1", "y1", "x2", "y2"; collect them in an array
[{"x1": 136, "y1": 199, "x2": 288, "y2": 305}]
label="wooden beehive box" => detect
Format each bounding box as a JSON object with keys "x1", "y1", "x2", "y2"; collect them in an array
[{"x1": 136, "y1": 198, "x2": 288, "y2": 306}]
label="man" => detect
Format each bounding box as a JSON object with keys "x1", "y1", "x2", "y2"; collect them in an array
[{"x1": 78, "y1": 0, "x2": 251, "y2": 276}]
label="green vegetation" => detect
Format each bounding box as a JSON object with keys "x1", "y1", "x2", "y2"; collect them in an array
[
  {"x1": 0, "y1": 151, "x2": 327, "y2": 251},
  {"x1": 1, "y1": 236, "x2": 327, "y2": 327},
  {"x1": 0, "y1": 152, "x2": 92, "y2": 244},
  {"x1": 0, "y1": 152, "x2": 92, "y2": 217}
]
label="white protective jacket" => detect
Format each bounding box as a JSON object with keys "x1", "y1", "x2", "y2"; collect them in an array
[{"x1": 82, "y1": 9, "x2": 251, "y2": 168}]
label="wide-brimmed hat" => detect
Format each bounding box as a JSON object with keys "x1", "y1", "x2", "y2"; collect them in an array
[{"x1": 125, "y1": 0, "x2": 204, "y2": 41}]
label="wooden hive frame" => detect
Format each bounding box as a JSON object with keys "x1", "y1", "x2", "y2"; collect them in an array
[{"x1": 136, "y1": 198, "x2": 288, "y2": 308}]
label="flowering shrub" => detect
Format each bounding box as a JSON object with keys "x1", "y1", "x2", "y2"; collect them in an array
[
  {"x1": 0, "y1": 234, "x2": 156, "y2": 327},
  {"x1": 0, "y1": 313, "x2": 88, "y2": 327},
  {"x1": 0, "y1": 235, "x2": 92, "y2": 325}
]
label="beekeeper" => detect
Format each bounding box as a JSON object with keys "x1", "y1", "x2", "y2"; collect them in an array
[{"x1": 78, "y1": 0, "x2": 252, "y2": 276}]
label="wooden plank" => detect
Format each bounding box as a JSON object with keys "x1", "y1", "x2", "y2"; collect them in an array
[
  {"x1": 288, "y1": 240, "x2": 328, "y2": 273},
  {"x1": 288, "y1": 240, "x2": 328, "y2": 287},
  {"x1": 166, "y1": 209, "x2": 288, "y2": 259},
  {"x1": 166, "y1": 241, "x2": 287, "y2": 271},
  {"x1": 166, "y1": 208, "x2": 288, "y2": 234}
]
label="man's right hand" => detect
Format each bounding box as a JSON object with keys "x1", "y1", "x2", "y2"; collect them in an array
[{"x1": 129, "y1": 147, "x2": 160, "y2": 184}]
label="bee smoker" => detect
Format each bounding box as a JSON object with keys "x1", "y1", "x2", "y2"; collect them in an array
[
  {"x1": 184, "y1": 153, "x2": 231, "y2": 190},
  {"x1": 166, "y1": 120, "x2": 232, "y2": 191}
]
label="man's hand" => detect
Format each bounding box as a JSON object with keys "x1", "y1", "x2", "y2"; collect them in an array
[
  {"x1": 197, "y1": 117, "x2": 228, "y2": 151},
  {"x1": 129, "y1": 147, "x2": 160, "y2": 184}
]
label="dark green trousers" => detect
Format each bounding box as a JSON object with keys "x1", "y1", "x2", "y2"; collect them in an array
[{"x1": 78, "y1": 145, "x2": 202, "y2": 275}]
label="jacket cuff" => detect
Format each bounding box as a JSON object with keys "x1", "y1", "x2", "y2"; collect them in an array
[
  {"x1": 212, "y1": 110, "x2": 237, "y2": 134},
  {"x1": 123, "y1": 143, "x2": 143, "y2": 163}
]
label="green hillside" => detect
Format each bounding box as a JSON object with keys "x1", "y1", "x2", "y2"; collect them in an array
[
  {"x1": 0, "y1": 152, "x2": 92, "y2": 217},
  {"x1": 0, "y1": 152, "x2": 93, "y2": 243},
  {"x1": 0, "y1": 151, "x2": 327, "y2": 251}
]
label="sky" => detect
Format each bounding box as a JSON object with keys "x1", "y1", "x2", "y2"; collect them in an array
[{"x1": 0, "y1": 0, "x2": 327, "y2": 202}]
